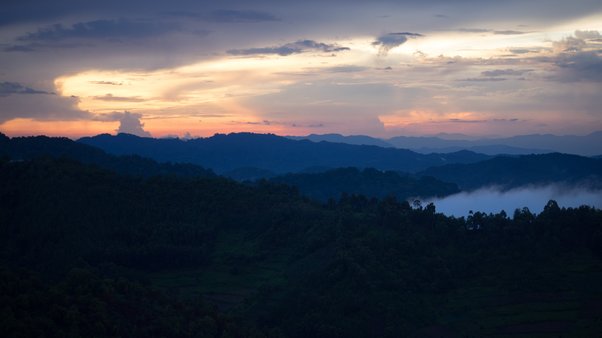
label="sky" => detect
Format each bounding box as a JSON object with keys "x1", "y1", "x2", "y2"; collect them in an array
[{"x1": 1, "y1": 0, "x2": 601, "y2": 139}]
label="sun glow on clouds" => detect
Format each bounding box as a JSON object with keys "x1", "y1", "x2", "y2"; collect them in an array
[
  {"x1": 42, "y1": 19, "x2": 601, "y2": 138},
  {"x1": 57, "y1": 50, "x2": 358, "y2": 108}
]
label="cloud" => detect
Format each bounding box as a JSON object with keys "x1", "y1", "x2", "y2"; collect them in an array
[
  {"x1": 89, "y1": 81, "x2": 122, "y2": 85},
  {"x1": 547, "y1": 31, "x2": 602, "y2": 82},
  {"x1": 166, "y1": 9, "x2": 279, "y2": 23},
  {"x1": 456, "y1": 28, "x2": 490, "y2": 33},
  {"x1": 4, "y1": 42, "x2": 92, "y2": 52},
  {"x1": 0, "y1": 81, "x2": 53, "y2": 96},
  {"x1": 114, "y1": 111, "x2": 151, "y2": 137},
  {"x1": 448, "y1": 118, "x2": 487, "y2": 123},
  {"x1": 509, "y1": 48, "x2": 533, "y2": 54},
  {"x1": 456, "y1": 28, "x2": 526, "y2": 35},
  {"x1": 324, "y1": 65, "x2": 368, "y2": 73},
  {"x1": 372, "y1": 32, "x2": 423, "y2": 56},
  {"x1": 575, "y1": 30, "x2": 601, "y2": 40},
  {"x1": 493, "y1": 30, "x2": 527, "y2": 35},
  {"x1": 3, "y1": 45, "x2": 36, "y2": 52},
  {"x1": 481, "y1": 69, "x2": 531, "y2": 77},
  {"x1": 426, "y1": 185, "x2": 602, "y2": 217},
  {"x1": 0, "y1": 92, "x2": 90, "y2": 123},
  {"x1": 553, "y1": 36, "x2": 586, "y2": 53},
  {"x1": 227, "y1": 40, "x2": 349, "y2": 56},
  {"x1": 457, "y1": 77, "x2": 507, "y2": 82},
  {"x1": 206, "y1": 9, "x2": 279, "y2": 23},
  {"x1": 553, "y1": 51, "x2": 602, "y2": 82},
  {"x1": 18, "y1": 19, "x2": 180, "y2": 42},
  {"x1": 93, "y1": 93, "x2": 145, "y2": 102}
]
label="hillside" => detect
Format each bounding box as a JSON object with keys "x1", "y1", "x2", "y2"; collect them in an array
[
  {"x1": 2, "y1": 157, "x2": 602, "y2": 337},
  {"x1": 0, "y1": 133, "x2": 214, "y2": 178},
  {"x1": 78, "y1": 133, "x2": 489, "y2": 174},
  {"x1": 419, "y1": 153, "x2": 602, "y2": 190},
  {"x1": 270, "y1": 167, "x2": 459, "y2": 201}
]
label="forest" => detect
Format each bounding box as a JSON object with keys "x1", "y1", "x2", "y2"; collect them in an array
[{"x1": 1, "y1": 134, "x2": 602, "y2": 337}]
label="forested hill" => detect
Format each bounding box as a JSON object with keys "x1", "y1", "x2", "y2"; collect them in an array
[
  {"x1": 2, "y1": 157, "x2": 602, "y2": 337},
  {"x1": 270, "y1": 167, "x2": 459, "y2": 202},
  {"x1": 0, "y1": 133, "x2": 214, "y2": 178},
  {"x1": 419, "y1": 153, "x2": 602, "y2": 190},
  {"x1": 78, "y1": 132, "x2": 489, "y2": 174}
]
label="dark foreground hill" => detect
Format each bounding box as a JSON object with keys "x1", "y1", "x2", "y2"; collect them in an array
[
  {"x1": 419, "y1": 153, "x2": 602, "y2": 190},
  {"x1": 2, "y1": 157, "x2": 602, "y2": 337},
  {"x1": 0, "y1": 133, "x2": 214, "y2": 178},
  {"x1": 78, "y1": 133, "x2": 489, "y2": 174}
]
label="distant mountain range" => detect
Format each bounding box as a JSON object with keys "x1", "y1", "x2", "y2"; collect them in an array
[
  {"x1": 290, "y1": 131, "x2": 602, "y2": 156},
  {"x1": 2, "y1": 132, "x2": 601, "y2": 195},
  {"x1": 79, "y1": 133, "x2": 490, "y2": 174}
]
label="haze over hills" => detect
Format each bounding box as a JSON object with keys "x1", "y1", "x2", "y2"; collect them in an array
[
  {"x1": 78, "y1": 132, "x2": 490, "y2": 174},
  {"x1": 291, "y1": 131, "x2": 602, "y2": 156},
  {"x1": 419, "y1": 153, "x2": 602, "y2": 191}
]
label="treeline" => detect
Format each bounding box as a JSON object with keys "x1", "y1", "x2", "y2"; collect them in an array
[
  {"x1": 270, "y1": 167, "x2": 459, "y2": 201},
  {"x1": 1, "y1": 157, "x2": 602, "y2": 336},
  {"x1": 0, "y1": 133, "x2": 215, "y2": 178}
]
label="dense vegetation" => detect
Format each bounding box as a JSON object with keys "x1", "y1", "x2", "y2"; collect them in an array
[
  {"x1": 2, "y1": 155, "x2": 602, "y2": 337},
  {"x1": 0, "y1": 133, "x2": 214, "y2": 178},
  {"x1": 419, "y1": 153, "x2": 602, "y2": 190},
  {"x1": 270, "y1": 167, "x2": 459, "y2": 201}
]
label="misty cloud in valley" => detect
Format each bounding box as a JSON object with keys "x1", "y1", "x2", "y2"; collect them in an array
[{"x1": 425, "y1": 185, "x2": 602, "y2": 217}]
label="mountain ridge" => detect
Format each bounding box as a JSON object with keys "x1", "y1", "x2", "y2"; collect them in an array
[
  {"x1": 78, "y1": 132, "x2": 490, "y2": 174},
  {"x1": 291, "y1": 131, "x2": 602, "y2": 156}
]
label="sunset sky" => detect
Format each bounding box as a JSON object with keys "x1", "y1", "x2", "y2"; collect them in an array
[{"x1": 1, "y1": 0, "x2": 601, "y2": 138}]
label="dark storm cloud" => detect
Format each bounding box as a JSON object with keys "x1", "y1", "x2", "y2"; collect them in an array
[
  {"x1": 18, "y1": 19, "x2": 180, "y2": 42},
  {"x1": 0, "y1": 82, "x2": 52, "y2": 96},
  {"x1": 227, "y1": 40, "x2": 349, "y2": 56},
  {"x1": 372, "y1": 32, "x2": 423, "y2": 56}
]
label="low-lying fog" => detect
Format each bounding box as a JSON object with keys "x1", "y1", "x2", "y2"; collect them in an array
[{"x1": 425, "y1": 185, "x2": 602, "y2": 218}]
